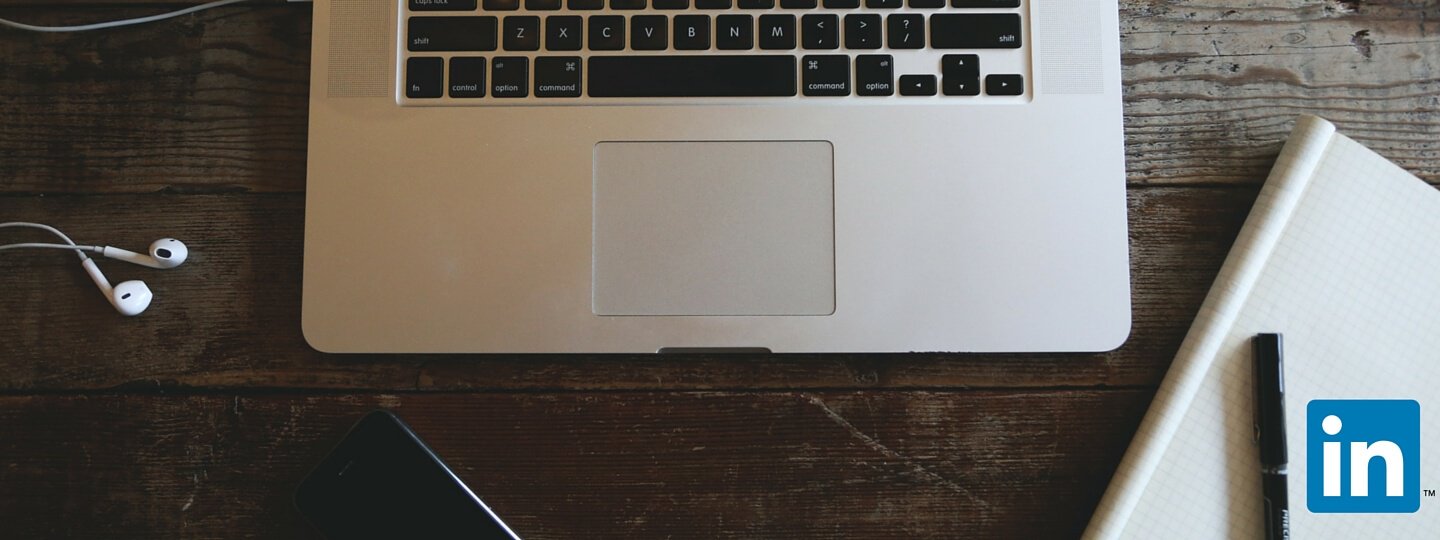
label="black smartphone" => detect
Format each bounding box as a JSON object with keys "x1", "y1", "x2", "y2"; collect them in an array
[{"x1": 295, "y1": 410, "x2": 521, "y2": 539}]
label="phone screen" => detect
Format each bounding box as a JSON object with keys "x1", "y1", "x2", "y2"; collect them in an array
[{"x1": 295, "y1": 411, "x2": 520, "y2": 539}]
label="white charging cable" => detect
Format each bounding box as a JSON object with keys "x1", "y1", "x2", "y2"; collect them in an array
[{"x1": 0, "y1": 0, "x2": 252, "y2": 33}]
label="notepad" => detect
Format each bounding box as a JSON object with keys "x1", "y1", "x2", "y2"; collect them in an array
[{"x1": 1083, "y1": 115, "x2": 1440, "y2": 539}]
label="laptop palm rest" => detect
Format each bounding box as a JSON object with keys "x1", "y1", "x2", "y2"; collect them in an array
[{"x1": 592, "y1": 141, "x2": 836, "y2": 316}]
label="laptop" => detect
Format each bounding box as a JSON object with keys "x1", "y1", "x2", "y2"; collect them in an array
[{"x1": 302, "y1": 0, "x2": 1130, "y2": 353}]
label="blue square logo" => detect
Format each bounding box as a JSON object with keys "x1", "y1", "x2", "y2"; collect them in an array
[{"x1": 1306, "y1": 400, "x2": 1420, "y2": 513}]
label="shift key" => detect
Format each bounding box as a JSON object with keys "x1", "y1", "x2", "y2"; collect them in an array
[
  {"x1": 930, "y1": 14, "x2": 1020, "y2": 49},
  {"x1": 408, "y1": 17, "x2": 498, "y2": 51}
]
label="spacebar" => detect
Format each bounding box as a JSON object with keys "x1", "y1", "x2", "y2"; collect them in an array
[{"x1": 588, "y1": 56, "x2": 797, "y2": 97}]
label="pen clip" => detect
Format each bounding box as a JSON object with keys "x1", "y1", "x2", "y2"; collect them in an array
[{"x1": 1251, "y1": 335, "x2": 1264, "y2": 444}]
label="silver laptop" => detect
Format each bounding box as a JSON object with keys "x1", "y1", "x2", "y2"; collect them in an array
[{"x1": 302, "y1": 0, "x2": 1129, "y2": 353}]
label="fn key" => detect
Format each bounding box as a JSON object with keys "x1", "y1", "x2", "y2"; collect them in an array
[{"x1": 406, "y1": 57, "x2": 444, "y2": 98}]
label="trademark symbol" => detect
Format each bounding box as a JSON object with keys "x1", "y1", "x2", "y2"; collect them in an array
[{"x1": 1425, "y1": 489, "x2": 1437, "y2": 497}]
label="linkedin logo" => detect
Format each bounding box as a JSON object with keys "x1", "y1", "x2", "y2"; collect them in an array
[{"x1": 1307, "y1": 400, "x2": 1420, "y2": 513}]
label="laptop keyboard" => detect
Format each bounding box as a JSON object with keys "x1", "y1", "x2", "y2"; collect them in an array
[{"x1": 400, "y1": 0, "x2": 1029, "y2": 102}]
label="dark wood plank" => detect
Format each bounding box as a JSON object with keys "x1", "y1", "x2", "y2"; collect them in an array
[
  {"x1": 0, "y1": 390, "x2": 1151, "y2": 539},
  {"x1": 0, "y1": 3, "x2": 311, "y2": 194},
  {"x1": 0, "y1": 186, "x2": 1255, "y2": 391},
  {"x1": 1, "y1": 0, "x2": 1434, "y2": 194}
]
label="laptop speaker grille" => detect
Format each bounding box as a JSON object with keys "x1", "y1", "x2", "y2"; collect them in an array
[
  {"x1": 1036, "y1": 0, "x2": 1104, "y2": 95},
  {"x1": 327, "y1": 0, "x2": 392, "y2": 98}
]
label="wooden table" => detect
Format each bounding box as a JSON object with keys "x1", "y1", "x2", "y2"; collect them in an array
[{"x1": 1, "y1": 0, "x2": 1435, "y2": 537}]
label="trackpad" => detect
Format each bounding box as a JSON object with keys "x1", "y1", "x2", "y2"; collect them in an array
[{"x1": 593, "y1": 141, "x2": 835, "y2": 316}]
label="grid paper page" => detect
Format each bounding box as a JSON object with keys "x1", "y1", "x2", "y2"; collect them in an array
[{"x1": 1090, "y1": 116, "x2": 1440, "y2": 539}]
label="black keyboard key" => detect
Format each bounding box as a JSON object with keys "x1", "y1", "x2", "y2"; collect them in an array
[
  {"x1": 405, "y1": 57, "x2": 444, "y2": 98},
  {"x1": 986, "y1": 74, "x2": 1023, "y2": 95},
  {"x1": 674, "y1": 15, "x2": 711, "y2": 50},
  {"x1": 942, "y1": 53, "x2": 979, "y2": 97},
  {"x1": 855, "y1": 54, "x2": 893, "y2": 96},
  {"x1": 801, "y1": 14, "x2": 837, "y2": 49},
  {"x1": 654, "y1": 0, "x2": 689, "y2": 8},
  {"x1": 504, "y1": 16, "x2": 540, "y2": 51},
  {"x1": 942, "y1": 53, "x2": 979, "y2": 78},
  {"x1": 886, "y1": 14, "x2": 923, "y2": 48},
  {"x1": 758, "y1": 15, "x2": 796, "y2": 49},
  {"x1": 898, "y1": 74, "x2": 935, "y2": 96},
  {"x1": 612, "y1": 0, "x2": 646, "y2": 8},
  {"x1": 801, "y1": 55, "x2": 848, "y2": 96},
  {"x1": 410, "y1": 0, "x2": 477, "y2": 11},
  {"x1": 843, "y1": 14, "x2": 880, "y2": 49},
  {"x1": 931, "y1": 14, "x2": 1021, "y2": 49},
  {"x1": 943, "y1": 77, "x2": 979, "y2": 95},
  {"x1": 448, "y1": 57, "x2": 487, "y2": 97},
  {"x1": 865, "y1": 0, "x2": 901, "y2": 7},
  {"x1": 740, "y1": 0, "x2": 775, "y2": 7},
  {"x1": 781, "y1": 0, "x2": 817, "y2": 7},
  {"x1": 717, "y1": 15, "x2": 754, "y2": 50},
  {"x1": 526, "y1": 0, "x2": 560, "y2": 9},
  {"x1": 536, "y1": 57, "x2": 582, "y2": 97},
  {"x1": 823, "y1": 0, "x2": 859, "y2": 7},
  {"x1": 697, "y1": 0, "x2": 732, "y2": 8},
  {"x1": 491, "y1": 57, "x2": 528, "y2": 97},
  {"x1": 484, "y1": 0, "x2": 519, "y2": 9},
  {"x1": 631, "y1": 15, "x2": 668, "y2": 50},
  {"x1": 546, "y1": 16, "x2": 583, "y2": 50},
  {"x1": 907, "y1": 0, "x2": 942, "y2": 7},
  {"x1": 569, "y1": 0, "x2": 604, "y2": 9},
  {"x1": 589, "y1": 16, "x2": 625, "y2": 50},
  {"x1": 953, "y1": 0, "x2": 1019, "y2": 6},
  {"x1": 588, "y1": 56, "x2": 796, "y2": 97},
  {"x1": 408, "y1": 17, "x2": 498, "y2": 51}
]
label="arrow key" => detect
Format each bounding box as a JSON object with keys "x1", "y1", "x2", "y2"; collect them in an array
[
  {"x1": 942, "y1": 75, "x2": 978, "y2": 96},
  {"x1": 898, "y1": 74, "x2": 936, "y2": 96},
  {"x1": 985, "y1": 74, "x2": 1023, "y2": 96}
]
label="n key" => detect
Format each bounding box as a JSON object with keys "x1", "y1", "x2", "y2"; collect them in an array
[{"x1": 717, "y1": 15, "x2": 754, "y2": 50}]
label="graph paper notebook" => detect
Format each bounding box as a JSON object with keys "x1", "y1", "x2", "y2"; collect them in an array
[{"x1": 1083, "y1": 115, "x2": 1440, "y2": 539}]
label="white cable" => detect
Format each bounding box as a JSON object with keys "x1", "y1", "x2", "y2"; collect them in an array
[
  {"x1": 0, "y1": 222, "x2": 89, "y2": 261},
  {"x1": 0, "y1": 242, "x2": 104, "y2": 254},
  {"x1": 0, "y1": 0, "x2": 251, "y2": 33}
]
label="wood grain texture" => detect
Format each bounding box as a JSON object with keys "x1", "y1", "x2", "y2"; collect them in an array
[
  {"x1": 0, "y1": 390, "x2": 1151, "y2": 539},
  {"x1": 1120, "y1": 0, "x2": 1440, "y2": 184},
  {"x1": 0, "y1": 1, "x2": 1436, "y2": 538},
  {"x1": 0, "y1": 187, "x2": 1255, "y2": 391},
  {"x1": 0, "y1": 3, "x2": 312, "y2": 194},
  {"x1": 1, "y1": 0, "x2": 1435, "y2": 194}
]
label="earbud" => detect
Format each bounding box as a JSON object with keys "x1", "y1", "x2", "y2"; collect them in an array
[
  {"x1": 81, "y1": 258, "x2": 153, "y2": 316},
  {"x1": 101, "y1": 238, "x2": 188, "y2": 269}
]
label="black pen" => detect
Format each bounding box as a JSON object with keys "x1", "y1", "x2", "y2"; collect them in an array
[{"x1": 1253, "y1": 333, "x2": 1290, "y2": 540}]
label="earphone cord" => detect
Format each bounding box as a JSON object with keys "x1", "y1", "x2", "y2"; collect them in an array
[
  {"x1": 0, "y1": 0, "x2": 251, "y2": 33},
  {"x1": 0, "y1": 243, "x2": 104, "y2": 254},
  {"x1": 0, "y1": 222, "x2": 90, "y2": 261}
]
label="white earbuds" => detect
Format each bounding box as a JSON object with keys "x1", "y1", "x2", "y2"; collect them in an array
[
  {"x1": 87, "y1": 238, "x2": 187, "y2": 315},
  {"x1": 81, "y1": 258, "x2": 154, "y2": 316},
  {"x1": 0, "y1": 223, "x2": 188, "y2": 317},
  {"x1": 101, "y1": 238, "x2": 189, "y2": 269}
]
